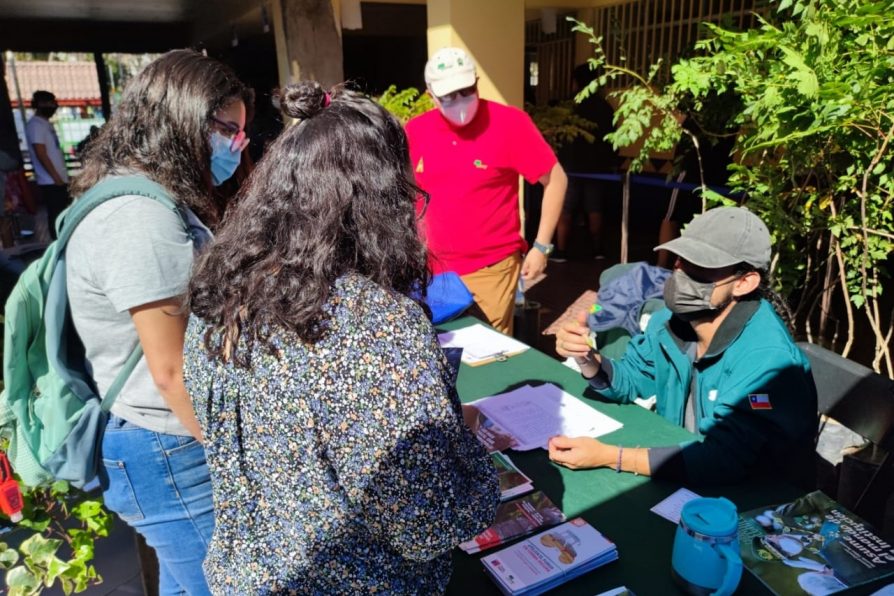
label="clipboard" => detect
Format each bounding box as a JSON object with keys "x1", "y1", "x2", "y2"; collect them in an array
[{"x1": 437, "y1": 324, "x2": 530, "y2": 366}]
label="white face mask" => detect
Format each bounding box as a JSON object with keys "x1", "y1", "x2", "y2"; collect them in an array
[{"x1": 438, "y1": 93, "x2": 479, "y2": 127}]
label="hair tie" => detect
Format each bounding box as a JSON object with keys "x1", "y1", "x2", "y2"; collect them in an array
[{"x1": 322, "y1": 92, "x2": 331, "y2": 108}]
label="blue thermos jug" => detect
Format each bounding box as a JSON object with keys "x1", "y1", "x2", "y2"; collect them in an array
[{"x1": 671, "y1": 497, "x2": 743, "y2": 595}]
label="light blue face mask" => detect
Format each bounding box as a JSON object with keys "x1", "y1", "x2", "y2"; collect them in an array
[{"x1": 209, "y1": 131, "x2": 242, "y2": 186}]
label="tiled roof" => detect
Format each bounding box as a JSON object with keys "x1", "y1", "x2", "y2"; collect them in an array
[{"x1": 5, "y1": 61, "x2": 101, "y2": 104}]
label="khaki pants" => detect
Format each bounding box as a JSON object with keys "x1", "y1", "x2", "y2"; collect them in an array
[{"x1": 460, "y1": 252, "x2": 522, "y2": 335}]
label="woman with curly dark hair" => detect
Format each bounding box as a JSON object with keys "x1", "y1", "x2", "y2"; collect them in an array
[
  {"x1": 66, "y1": 50, "x2": 253, "y2": 594},
  {"x1": 183, "y1": 81, "x2": 499, "y2": 593}
]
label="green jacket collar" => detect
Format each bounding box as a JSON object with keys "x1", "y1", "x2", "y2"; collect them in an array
[{"x1": 664, "y1": 299, "x2": 761, "y2": 360}]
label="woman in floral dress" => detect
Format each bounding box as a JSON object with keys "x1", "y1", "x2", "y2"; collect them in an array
[{"x1": 183, "y1": 81, "x2": 499, "y2": 594}]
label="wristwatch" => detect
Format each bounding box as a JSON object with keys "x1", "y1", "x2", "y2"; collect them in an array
[{"x1": 533, "y1": 240, "x2": 554, "y2": 256}]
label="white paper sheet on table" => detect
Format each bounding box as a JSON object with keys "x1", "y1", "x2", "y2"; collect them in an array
[
  {"x1": 470, "y1": 383, "x2": 623, "y2": 451},
  {"x1": 437, "y1": 324, "x2": 530, "y2": 366},
  {"x1": 650, "y1": 488, "x2": 702, "y2": 524}
]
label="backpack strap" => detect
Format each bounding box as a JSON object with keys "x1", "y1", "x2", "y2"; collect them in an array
[
  {"x1": 101, "y1": 344, "x2": 143, "y2": 413},
  {"x1": 56, "y1": 175, "x2": 189, "y2": 249},
  {"x1": 54, "y1": 175, "x2": 191, "y2": 411}
]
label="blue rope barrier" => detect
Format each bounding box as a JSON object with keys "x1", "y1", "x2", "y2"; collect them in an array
[{"x1": 566, "y1": 171, "x2": 736, "y2": 197}]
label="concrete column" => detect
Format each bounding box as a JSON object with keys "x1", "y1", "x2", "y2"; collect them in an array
[
  {"x1": 426, "y1": 0, "x2": 525, "y2": 107},
  {"x1": 272, "y1": 0, "x2": 344, "y2": 89},
  {"x1": 0, "y1": 53, "x2": 23, "y2": 161}
]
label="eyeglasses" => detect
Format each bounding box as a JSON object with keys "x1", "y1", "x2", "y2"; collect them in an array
[
  {"x1": 417, "y1": 190, "x2": 431, "y2": 221},
  {"x1": 209, "y1": 116, "x2": 250, "y2": 152},
  {"x1": 436, "y1": 86, "x2": 477, "y2": 104}
]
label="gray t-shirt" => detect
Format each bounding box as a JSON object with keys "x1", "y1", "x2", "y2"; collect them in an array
[{"x1": 66, "y1": 193, "x2": 210, "y2": 436}]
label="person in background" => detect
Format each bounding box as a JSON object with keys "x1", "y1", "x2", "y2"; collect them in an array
[
  {"x1": 184, "y1": 81, "x2": 500, "y2": 594},
  {"x1": 67, "y1": 50, "x2": 253, "y2": 594},
  {"x1": 553, "y1": 207, "x2": 817, "y2": 486},
  {"x1": 554, "y1": 64, "x2": 620, "y2": 261},
  {"x1": 75, "y1": 125, "x2": 101, "y2": 157},
  {"x1": 406, "y1": 47, "x2": 567, "y2": 335},
  {"x1": 26, "y1": 90, "x2": 69, "y2": 239}
]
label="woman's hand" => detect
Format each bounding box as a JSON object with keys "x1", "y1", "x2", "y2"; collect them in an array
[{"x1": 548, "y1": 435, "x2": 616, "y2": 470}]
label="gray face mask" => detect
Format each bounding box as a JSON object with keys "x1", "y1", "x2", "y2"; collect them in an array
[{"x1": 663, "y1": 269, "x2": 737, "y2": 321}]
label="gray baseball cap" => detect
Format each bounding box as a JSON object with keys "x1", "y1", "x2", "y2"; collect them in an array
[{"x1": 654, "y1": 206, "x2": 771, "y2": 270}]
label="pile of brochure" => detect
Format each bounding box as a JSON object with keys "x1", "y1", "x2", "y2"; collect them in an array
[
  {"x1": 482, "y1": 518, "x2": 619, "y2": 596},
  {"x1": 459, "y1": 490, "x2": 565, "y2": 555},
  {"x1": 492, "y1": 452, "x2": 533, "y2": 501}
]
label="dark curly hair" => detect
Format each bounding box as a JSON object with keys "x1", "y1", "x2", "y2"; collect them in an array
[
  {"x1": 71, "y1": 49, "x2": 254, "y2": 224},
  {"x1": 188, "y1": 81, "x2": 431, "y2": 364}
]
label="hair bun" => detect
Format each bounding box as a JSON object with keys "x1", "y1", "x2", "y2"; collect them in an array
[{"x1": 279, "y1": 82, "x2": 328, "y2": 119}]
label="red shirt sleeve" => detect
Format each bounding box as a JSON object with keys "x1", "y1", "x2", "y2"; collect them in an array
[{"x1": 508, "y1": 109, "x2": 557, "y2": 184}]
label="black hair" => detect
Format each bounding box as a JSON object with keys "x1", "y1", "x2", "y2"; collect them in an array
[
  {"x1": 31, "y1": 90, "x2": 55, "y2": 107},
  {"x1": 188, "y1": 81, "x2": 431, "y2": 365},
  {"x1": 735, "y1": 263, "x2": 794, "y2": 332},
  {"x1": 71, "y1": 50, "x2": 254, "y2": 225}
]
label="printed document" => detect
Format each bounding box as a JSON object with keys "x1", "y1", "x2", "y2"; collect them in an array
[{"x1": 471, "y1": 383, "x2": 623, "y2": 451}]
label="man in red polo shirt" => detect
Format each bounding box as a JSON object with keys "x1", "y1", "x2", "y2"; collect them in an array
[{"x1": 407, "y1": 47, "x2": 567, "y2": 335}]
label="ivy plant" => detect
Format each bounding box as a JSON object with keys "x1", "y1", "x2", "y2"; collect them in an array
[
  {"x1": 525, "y1": 101, "x2": 597, "y2": 152},
  {"x1": 375, "y1": 85, "x2": 434, "y2": 124},
  {"x1": 571, "y1": 0, "x2": 894, "y2": 373},
  {"x1": 0, "y1": 472, "x2": 112, "y2": 595}
]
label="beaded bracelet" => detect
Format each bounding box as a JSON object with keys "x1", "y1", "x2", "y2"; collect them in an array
[{"x1": 616, "y1": 446, "x2": 623, "y2": 473}]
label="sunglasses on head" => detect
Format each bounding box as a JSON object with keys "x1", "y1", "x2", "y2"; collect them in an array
[{"x1": 209, "y1": 116, "x2": 250, "y2": 152}]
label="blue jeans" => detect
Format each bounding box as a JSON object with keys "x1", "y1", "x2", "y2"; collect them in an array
[{"x1": 100, "y1": 415, "x2": 214, "y2": 596}]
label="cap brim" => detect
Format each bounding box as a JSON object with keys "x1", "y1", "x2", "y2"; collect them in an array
[
  {"x1": 429, "y1": 71, "x2": 477, "y2": 97},
  {"x1": 654, "y1": 237, "x2": 742, "y2": 269}
]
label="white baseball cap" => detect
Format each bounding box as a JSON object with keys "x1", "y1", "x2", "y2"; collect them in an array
[{"x1": 424, "y1": 47, "x2": 478, "y2": 97}]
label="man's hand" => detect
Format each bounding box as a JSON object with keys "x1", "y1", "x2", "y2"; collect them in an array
[
  {"x1": 521, "y1": 248, "x2": 548, "y2": 280},
  {"x1": 548, "y1": 435, "x2": 615, "y2": 470},
  {"x1": 556, "y1": 310, "x2": 601, "y2": 377}
]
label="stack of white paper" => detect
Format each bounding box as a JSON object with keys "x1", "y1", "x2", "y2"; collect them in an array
[{"x1": 471, "y1": 383, "x2": 623, "y2": 451}]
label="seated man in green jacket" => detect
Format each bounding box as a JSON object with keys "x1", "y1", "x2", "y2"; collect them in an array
[{"x1": 553, "y1": 206, "x2": 817, "y2": 486}]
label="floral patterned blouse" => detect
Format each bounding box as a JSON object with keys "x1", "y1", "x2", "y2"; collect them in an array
[{"x1": 183, "y1": 274, "x2": 500, "y2": 595}]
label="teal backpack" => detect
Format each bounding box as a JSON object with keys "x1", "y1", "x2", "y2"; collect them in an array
[{"x1": 0, "y1": 176, "x2": 189, "y2": 488}]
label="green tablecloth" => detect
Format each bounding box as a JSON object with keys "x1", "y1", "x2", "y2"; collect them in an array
[{"x1": 441, "y1": 317, "x2": 802, "y2": 596}]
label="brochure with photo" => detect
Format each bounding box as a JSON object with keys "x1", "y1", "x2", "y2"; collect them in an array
[
  {"x1": 491, "y1": 452, "x2": 534, "y2": 501},
  {"x1": 459, "y1": 491, "x2": 565, "y2": 555},
  {"x1": 482, "y1": 518, "x2": 618, "y2": 596},
  {"x1": 739, "y1": 491, "x2": 894, "y2": 595}
]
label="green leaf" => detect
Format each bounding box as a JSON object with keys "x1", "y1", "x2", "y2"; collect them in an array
[
  {"x1": 50, "y1": 481, "x2": 69, "y2": 496},
  {"x1": 45, "y1": 556, "x2": 71, "y2": 586},
  {"x1": 0, "y1": 546, "x2": 19, "y2": 569},
  {"x1": 5, "y1": 566, "x2": 41, "y2": 592},
  {"x1": 19, "y1": 534, "x2": 63, "y2": 566}
]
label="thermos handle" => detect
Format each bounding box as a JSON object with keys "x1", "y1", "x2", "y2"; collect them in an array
[{"x1": 711, "y1": 541, "x2": 742, "y2": 596}]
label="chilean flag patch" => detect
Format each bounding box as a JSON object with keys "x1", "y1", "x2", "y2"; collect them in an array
[{"x1": 749, "y1": 394, "x2": 773, "y2": 410}]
